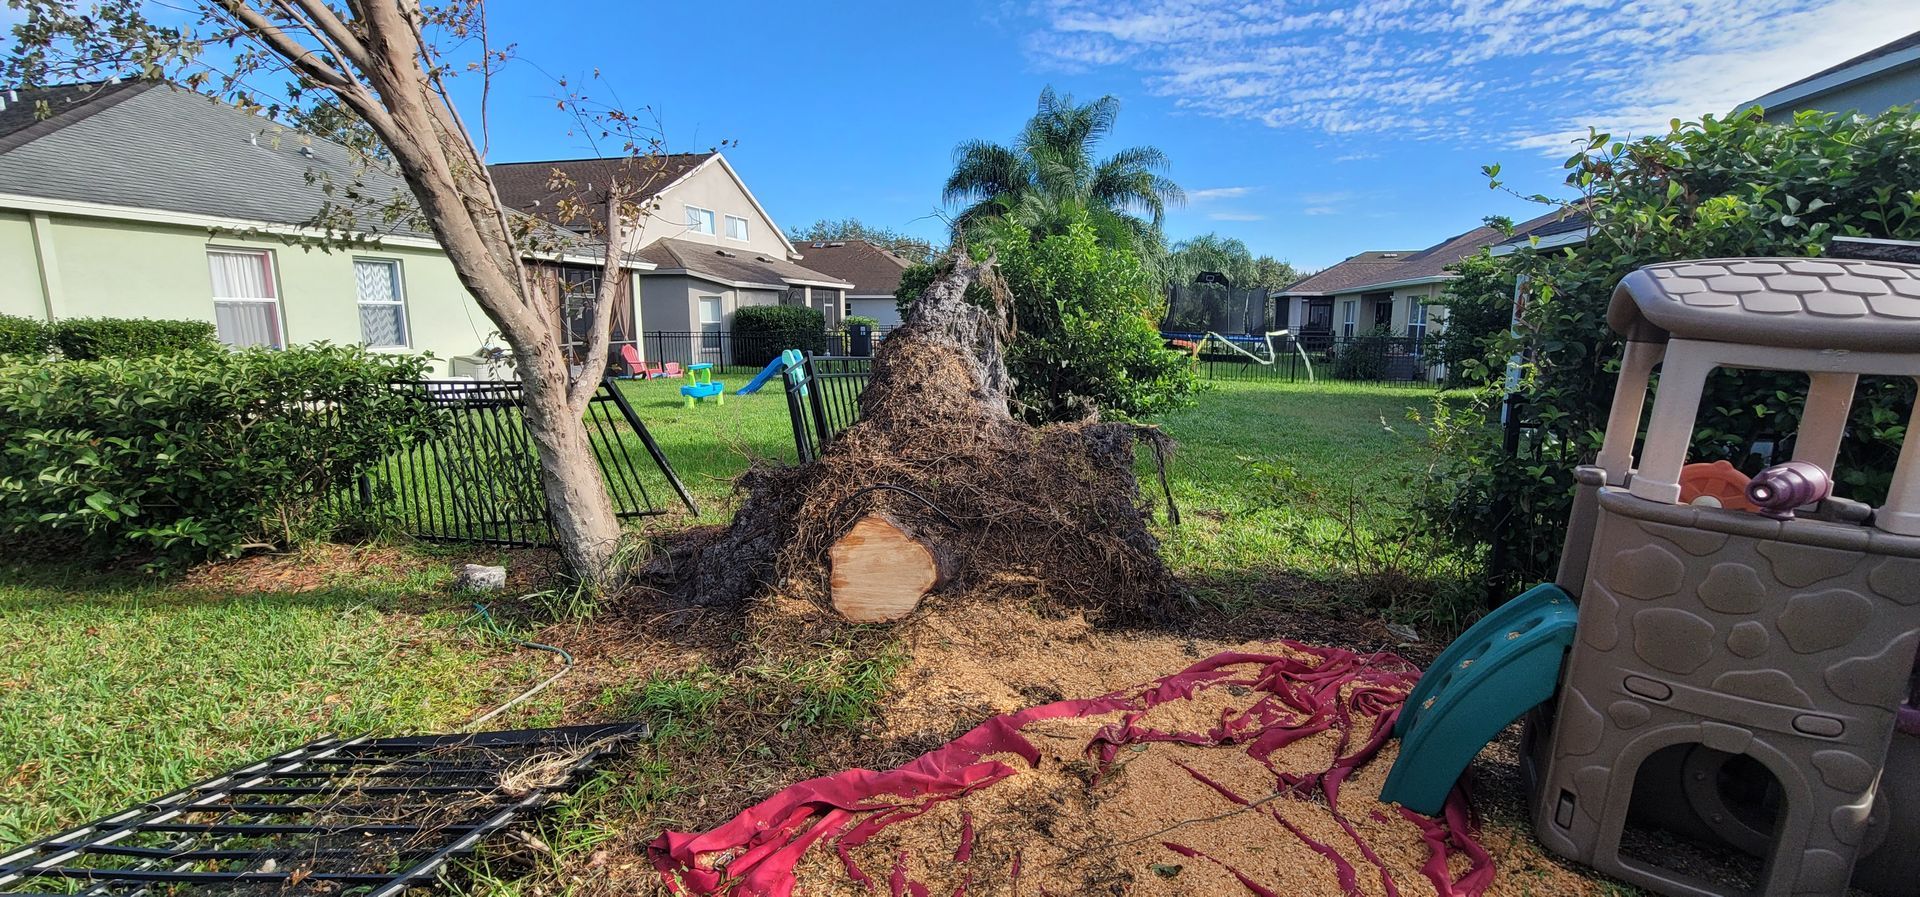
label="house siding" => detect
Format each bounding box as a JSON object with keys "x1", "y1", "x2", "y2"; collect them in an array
[
  {"x1": 0, "y1": 210, "x2": 492, "y2": 375},
  {"x1": 847, "y1": 297, "x2": 901, "y2": 328},
  {"x1": 632, "y1": 161, "x2": 791, "y2": 260},
  {"x1": 0, "y1": 211, "x2": 46, "y2": 318}
]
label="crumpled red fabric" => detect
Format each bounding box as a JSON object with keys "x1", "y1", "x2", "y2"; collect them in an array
[{"x1": 649, "y1": 641, "x2": 1491, "y2": 897}]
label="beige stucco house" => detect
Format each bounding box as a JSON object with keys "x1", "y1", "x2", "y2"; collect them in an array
[
  {"x1": 0, "y1": 81, "x2": 656, "y2": 377},
  {"x1": 490, "y1": 153, "x2": 853, "y2": 351}
]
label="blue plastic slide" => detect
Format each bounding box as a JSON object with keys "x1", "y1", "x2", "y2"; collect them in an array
[
  {"x1": 1379, "y1": 583, "x2": 1577, "y2": 814},
  {"x1": 737, "y1": 350, "x2": 799, "y2": 395}
]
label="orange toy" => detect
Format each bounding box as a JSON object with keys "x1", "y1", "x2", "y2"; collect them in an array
[{"x1": 1677, "y1": 459, "x2": 1757, "y2": 511}]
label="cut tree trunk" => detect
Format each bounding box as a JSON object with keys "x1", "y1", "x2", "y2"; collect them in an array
[
  {"x1": 828, "y1": 513, "x2": 955, "y2": 622},
  {"x1": 670, "y1": 250, "x2": 1181, "y2": 621}
]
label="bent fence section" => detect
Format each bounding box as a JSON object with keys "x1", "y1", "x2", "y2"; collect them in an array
[
  {"x1": 640, "y1": 329, "x2": 895, "y2": 376},
  {"x1": 784, "y1": 354, "x2": 873, "y2": 464},
  {"x1": 343, "y1": 379, "x2": 696, "y2": 547}
]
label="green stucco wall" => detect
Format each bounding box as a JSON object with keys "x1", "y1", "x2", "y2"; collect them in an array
[
  {"x1": 0, "y1": 211, "x2": 502, "y2": 374},
  {"x1": 0, "y1": 211, "x2": 47, "y2": 319}
]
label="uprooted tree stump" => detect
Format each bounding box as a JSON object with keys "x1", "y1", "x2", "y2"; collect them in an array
[{"x1": 670, "y1": 251, "x2": 1182, "y2": 621}]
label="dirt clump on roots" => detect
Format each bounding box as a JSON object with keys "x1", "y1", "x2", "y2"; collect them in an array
[{"x1": 661, "y1": 253, "x2": 1183, "y2": 622}]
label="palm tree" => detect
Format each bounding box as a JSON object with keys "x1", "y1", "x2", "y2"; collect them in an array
[{"x1": 943, "y1": 88, "x2": 1183, "y2": 249}]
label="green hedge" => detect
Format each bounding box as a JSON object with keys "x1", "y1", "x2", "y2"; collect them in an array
[
  {"x1": 0, "y1": 315, "x2": 51, "y2": 356},
  {"x1": 51, "y1": 317, "x2": 218, "y2": 360},
  {"x1": 0, "y1": 345, "x2": 438, "y2": 565},
  {"x1": 733, "y1": 305, "x2": 825, "y2": 365}
]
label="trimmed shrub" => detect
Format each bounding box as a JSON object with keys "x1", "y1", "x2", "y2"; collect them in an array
[
  {"x1": 843, "y1": 314, "x2": 881, "y2": 330},
  {"x1": 51, "y1": 317, "x2": 218, "y2": 360},
  {"x1": 0, "y1": 314, "x2": 51, "y2": 357},
  {"x1": 733, "y1": 304, "x2": 825, "y2": 365},
  {"x1": 0, "y1": 345, "x2": 438, "y2": 565}
]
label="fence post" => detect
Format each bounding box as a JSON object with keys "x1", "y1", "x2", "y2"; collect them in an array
[
  {"x1": 602, "y1": 376, "x2": 700, "y2": 515},
  {"x1": 785, "y1": 358, "x2": 817, "y2": 464}
]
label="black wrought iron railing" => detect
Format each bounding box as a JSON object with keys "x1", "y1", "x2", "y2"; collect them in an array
[
  {"x1": 342, "y1": 378, "x2": 696, "y2": 546},
  {"x1": 784, "y1": 354, "x2": 873, "y2": 464},
  {"x1": 1162, "y1": 332, "x2": 1438, "y2": 385}
]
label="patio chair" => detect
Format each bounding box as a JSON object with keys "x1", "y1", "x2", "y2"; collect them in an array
[
  {"x1": 662, "y1": 362, "x2": 684, "y2": 379},
  {"x1": 617, "y1": 345, "x2": 649, "y2": 380}
]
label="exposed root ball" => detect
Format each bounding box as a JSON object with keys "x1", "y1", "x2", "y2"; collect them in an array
[{"x1": 671, "y1": 252, "x2": 1183, "y2": 621}]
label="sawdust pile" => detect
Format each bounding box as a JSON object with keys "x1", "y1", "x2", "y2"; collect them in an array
[{"x1": 650, "y1": 643, "x2": 1498, "y2": 897}]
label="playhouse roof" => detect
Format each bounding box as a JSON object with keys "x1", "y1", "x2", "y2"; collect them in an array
[{"x1": 1609, "y1": 258, "x2": 1920, "y2": 352}]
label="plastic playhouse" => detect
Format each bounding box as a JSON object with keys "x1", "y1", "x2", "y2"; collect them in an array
[
  {"x1": 680, "y1": 362, "x2": 725, "y2": 407},
  {"x1": 1384, "y1": 257, "x2": 1920, "y2": 897}
]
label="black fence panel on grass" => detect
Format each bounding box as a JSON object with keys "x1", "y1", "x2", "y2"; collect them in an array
[
  {"x1": 785, "y1": 354, "x2": 874, "y2": 464},
  {"x1": 640, "y1": 328, "x2": 895, "y2": 375},
  {"x1": 1163, "y1": 332, "x2": 1438, "y2": 386},
  {"x1": 342, "y1": 378, "x2": 696, "y2": 546}
]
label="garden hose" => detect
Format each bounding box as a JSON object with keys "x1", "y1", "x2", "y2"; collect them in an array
[{"x1": 461, "y1": 599, "x2": 575, "y2": 732}]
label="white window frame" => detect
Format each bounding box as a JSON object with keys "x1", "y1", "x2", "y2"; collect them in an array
[
  {"x1": 206, "y1": 247, "x2": 285, "y2": 349},
  {"x1": 686, "y1": 204, "x2": 716, "y2": 236},
  {"x1": 1341, "y1": 299, "x2": 1357, "y2": 339},
  {"x1": 1408, "y1": 301, "x2": 1429, "y2": 355},
  {"x1": 353, "y1": 257, "x2": 410, "y2": 349},
  {"x1": 724, "y1": 214, "x2": 749, "y2": 242}
]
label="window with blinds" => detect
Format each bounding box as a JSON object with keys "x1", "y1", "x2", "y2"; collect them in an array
[
  {"x1": 354, "y1": 259, "x2": 409, "y2": 348},
  {"x1": 207, "y1": 249, "x2": 283, "y2": 348}
]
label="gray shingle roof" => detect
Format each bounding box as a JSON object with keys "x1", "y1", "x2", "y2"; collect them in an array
[
  {"x1": 638, "y1": 237, "x2": 851, "y2": 290},
  {"x1": 0, "y1": 82, "x2": 432, "y2": 240}
]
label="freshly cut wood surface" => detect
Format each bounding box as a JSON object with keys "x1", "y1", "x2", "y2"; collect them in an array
[{"x1": 829, "y1": 514, "x2": 952, "y2": 622}]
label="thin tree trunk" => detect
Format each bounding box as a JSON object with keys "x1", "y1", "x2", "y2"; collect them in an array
[{"x1": 515, "y1": 339, "x2": 623, "y2": 581}]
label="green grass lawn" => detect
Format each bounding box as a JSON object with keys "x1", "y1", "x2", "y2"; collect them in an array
[
  {"x1": 1148, "y1": 379, "x2": 1471, "y2": 621},
  {"x1": 0, "y1": 375, "x2": 1465, "y2": 849}
]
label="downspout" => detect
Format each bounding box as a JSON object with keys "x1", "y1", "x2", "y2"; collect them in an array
[{"x1": 28, "y1": 212, "x2": 63, "y2": 321}]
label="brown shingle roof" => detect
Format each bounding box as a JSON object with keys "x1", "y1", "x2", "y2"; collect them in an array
[
  {"x1": 789, "y1": 241, "x2": 914, "y2": 296},
  {"x1": 637, "y1": 237, "x2": 851, "y2": 290},
  {"x1": 1284, "y1": 209, "x2": 1582, "y2": 295},
  {"x1": 489, "y1": 153, "x2": 714, "y2": 230}
]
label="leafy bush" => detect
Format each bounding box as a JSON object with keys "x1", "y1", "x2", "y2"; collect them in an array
[
  {"x1": 51, "y1": 317, "x2": 217, "y2": 360},
  {"x1": 843, "y1": 314, "x2": 880, "y2": 330},
  {"x1": 1420, "y1": 106, "x2": 1920, "y2": 592},
  {"x1": 0, "y1": 345, "x2": 438, "y2": 565},
  {"x1": 0, "y1": 314, "x2": 51, "y2": 357},
  {"x1": 733, "y1": 304, "x2": 824, "y2": 365},
  {"x1": 1332, "y1": 327, "x2": 1394, "y2": 381},
  {"x1": 1430, "y1": 251, "x2": 1517, "y2": 388},
  {"x1": 985, "y1": 211, "x2": 1199, "y2": 422}
]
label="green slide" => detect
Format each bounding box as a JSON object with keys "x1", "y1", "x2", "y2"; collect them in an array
[{"x1": 1381, "y1": 583, "x2": 1578, "y2": 814}]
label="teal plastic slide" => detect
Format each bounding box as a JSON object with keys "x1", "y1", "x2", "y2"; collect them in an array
[
  {"x1": 737, "y1": 349, "x2": 804, "y2": 395},
  {"x1": 1380, "y1": 583, "x2": 1577, "y2": 814}
]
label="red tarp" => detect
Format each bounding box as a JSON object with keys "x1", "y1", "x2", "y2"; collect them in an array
[{"x1": 650, "y1": 642, "x2": 1492, "y2": 897}]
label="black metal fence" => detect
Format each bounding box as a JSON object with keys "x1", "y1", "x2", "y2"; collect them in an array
[
  {"x1": 1164, "y1": 332, "x2": 1438, "y2": 386},
  {"x1": 639, "y1": 329, "x2": 894, "y2": 375},
  {"x1": 344, "y1": 379, "x2": 696, "y2": 546},
  {"x1": 784, "y1": 354, "x2": 874, "y2": 463}
]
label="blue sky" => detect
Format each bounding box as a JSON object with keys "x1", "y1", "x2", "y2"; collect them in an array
[{"x1": 41, "y1": 0, "x2": 1917, "y2": 271}]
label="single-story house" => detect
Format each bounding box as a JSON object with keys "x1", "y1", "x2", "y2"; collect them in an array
[
  {"x1": 1741, "y1": 30, "x2": 1920, "y2": 122},
  {"x1": 783, "y1": 240, "x2": 915, "y2": 328},
  {"x1": 0, "y1": 81, "x2": 648, "y2": 376},
  {"x1": 490, "y1": 154, "x2": 853, "y2": 340},
  {"x1": 1278, "y1": 210, "x2": 1575, "y2": 348}
]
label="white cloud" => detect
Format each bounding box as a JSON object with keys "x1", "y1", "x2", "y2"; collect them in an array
[
  {"x1": 1302, "y1": 206, "x2": 1338, "y2": 216},
  {"x1": 1189, "y1": 186, "x2": 1254, "y2": 200},
  {"x1": 1020, "y1": 0, "x2": 1920, "y2": 149},
  {"x1": 1208, "y1": 211, "x2": 1266, "y2": 220}
]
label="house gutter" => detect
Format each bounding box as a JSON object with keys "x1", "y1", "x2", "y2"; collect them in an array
[
  {"x1": 0, "y1": 192, "x2": 658, "y2": 271},
  {"x1": 1740, "y1": 44, "x2": 1920, "y2": 114}
]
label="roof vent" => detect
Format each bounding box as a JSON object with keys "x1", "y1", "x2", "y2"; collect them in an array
[
  {"x1": 716, "y1": 249, "x2": 737, "y2": 258},
  {"x1": 1380, "y1": 253, "x2": 1399, "y2": 258},
  {"x1": 829, "y1": 241, "x2": 845, "y2": 247},
  {"x1": 299, "y1": 146, "x2": 314, "y2": 158},
  {"x1": 756, "y1": 256, "x2": 774, "y2": 263}
]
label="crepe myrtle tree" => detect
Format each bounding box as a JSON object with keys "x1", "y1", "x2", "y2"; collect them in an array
[{"x1": 5, "y1": 0, "x2": 684, "y2": 582}]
